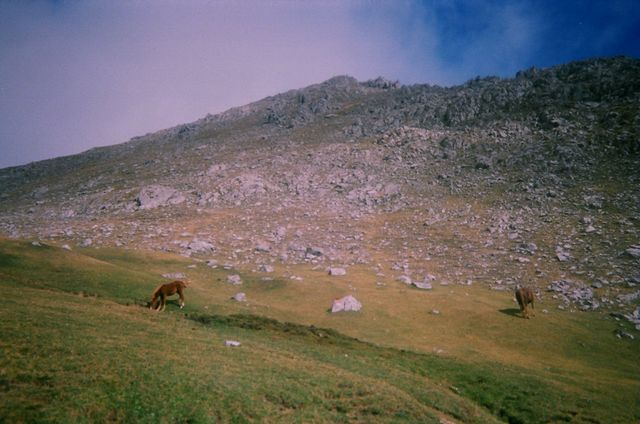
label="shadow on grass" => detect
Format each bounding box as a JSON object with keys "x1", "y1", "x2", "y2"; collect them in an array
[{"x1": 499, "y1": 308, "x2": 524, "y2": 318}]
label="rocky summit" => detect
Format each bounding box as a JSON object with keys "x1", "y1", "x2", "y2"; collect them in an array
[{"x1": 1, "y1": 56, "x2": 639, "y2": 317}]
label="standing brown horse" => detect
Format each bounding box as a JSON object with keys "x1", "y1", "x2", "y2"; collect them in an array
[
  {"x1": 515, "y1": 286, "x2": 535, "y2": 319},
  {"x1": 150, "y1": 280, "x2": 187, "y2": 311}
]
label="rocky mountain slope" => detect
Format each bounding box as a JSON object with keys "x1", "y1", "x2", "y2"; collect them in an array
[{"x1": 1, "y1": 56, "x2": 639, "y2": 319}]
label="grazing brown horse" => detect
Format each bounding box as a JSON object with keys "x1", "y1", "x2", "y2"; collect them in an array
[
  {"x1": 150, "y1": 280, "x2": 187, "y2": 311},
  {"x1": 515, "y1": 286, "x2": 535, "y2": 319}
]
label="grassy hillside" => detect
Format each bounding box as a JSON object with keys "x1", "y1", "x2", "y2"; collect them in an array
[{"x1": 1, "y1": 238, "x2": 638, "y2": 423}]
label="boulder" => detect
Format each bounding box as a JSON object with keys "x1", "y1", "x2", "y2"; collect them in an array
[
  {"x1": 331, "y1": 295, "x2": 362, "y2": 313},
  {"x1": 617, "y1": 290, "x2": 640, "y2": 304},
  {"x1": 305, "y1": 246, "x2": 324, "y2": 257},
  {"x1": 328, "y1": 267, "x2": 347, "y2": 276},
  {"x1": 255, "y1": 240, "x2": 271, "y2": 252},
  {"x1": 555, "y1": 246, "x2": 572, "y2": 262},
  {"x1": 625, "y1": 245, "x2": 640, "y2": 258},
  {"x1": 188, "y1": 240, "x2": 216, "y2": 253},
  {"x1": 136, "y1": 185, "x2": 186, "y2": 210},
  {"x1": 517, "y1": 242, "x2": 538, "y2": 255},
  {"x1": 227, "y1": 274, "x2": 242, "y2": 285},
  {"x1": 259, "y1": 264, "x2": 274, "y2": 273},
  {"x1": 475, "y1": 155, "x2": 493, "y2": 169},
  {"x1": 623, "y1": 306, "x2": 640, "y2": 330},
  {"x1": 231, "y1": 292, "x2": 246, "y2": 302},
  {"x1": 413, "y1": 281, "x2": 433, "y2": 290},
  {"x1": 397, "y1": 275, "x2": 412, "y2": 285}
]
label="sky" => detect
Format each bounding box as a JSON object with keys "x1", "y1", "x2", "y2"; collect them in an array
[{"x1": 1, "y1": 0, "x2": 639, "y2": 169}]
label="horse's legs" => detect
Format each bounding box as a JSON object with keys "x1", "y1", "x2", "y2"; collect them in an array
[
  {"x1": 178, "y1": 288, "x2": 185, "y2": 309},
  {"x1": 159, "y1": 293, "x2": 166, "y2": 311},
  {"x1": 151, "y1": 295, "x2": 159, "y2": 311}
]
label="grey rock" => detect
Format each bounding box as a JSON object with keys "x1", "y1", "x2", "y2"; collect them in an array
[
  {"x1": 548, "y1": 279, "x2": 599, "y2": 310},
  {"x1": 224, "y1": 340, "x2": 241, "y2": 347},
  {"x1": 556, "y1": 246, "x2": 572, "y2": 262},
  {"x1": 305, "y1": 246, "x2": 324, "y2": 257},
  {"x1": 617, "y1": 290, "x2": 640, "y2": 304},
  {"x1": 365, "y1": 77, "x2": 400, "y2": 90},
  {"x1": 31, "y1": 186, "x2": 49, "y2": 199},
  {"x1": 615, "y1": 329, "x2": 635, "y2": 340},
  {"x1": 475, "y1": 155, "x2": 493, "y2": 169},
  {"x1": 331, "y1": 295, "x2": 362, "y2": 313},
  {"x1": 231, "y1": 292, "x2": 246, "y2": 302},
  {"x1": 584, "y1": 195, "x2": 603, "y2": 209},
  {"x1": 328, "y1": 267, "x2": 347, "y2": 276},
  {"x1": 287, "y1": 241, "x2": 306, "y2": 253},
  {"x1": 259, "y1": 264, "x2": 274, "y2": 273},
  {"x1": 255, "y1": 240, "x2": 271, "y2": 252},
  {"x1": 163, "y1": 272, "x2": 186, "y2": 279},
  {"x1": 397, "y1": 275, "x2": 412, "y2": 285},
  {"x1": 227, "y1": 274, "x2": 242, "y2": 285},
  {"x1": 188, "y1": 240, "x2": 216, "y2": 253},
  {"x1": 625, "y1": 245, "x2": 640, "y2": 258},
  {"x1": 623, "y1": 306, "x2": 640, "y2": 330},
  {"x1": 413, "y1": 281, "x2": 433, "y2": 290},
  {"x1": 517, "y1": 242, "x2": 538, "y2": 255},
  {"x1": 136, "y1": 185, "x2": 186, "y2": 210}
]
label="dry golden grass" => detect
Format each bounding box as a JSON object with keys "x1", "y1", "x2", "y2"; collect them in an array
[{"x1": 1, "y1": 238, "x2": 638, "y2": 422}]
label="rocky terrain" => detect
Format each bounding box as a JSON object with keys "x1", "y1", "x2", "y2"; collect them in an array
[{"x1": 1, "y1": 56, "x2": 639, "y2": 323}]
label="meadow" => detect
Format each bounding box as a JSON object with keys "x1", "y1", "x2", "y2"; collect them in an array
[{"x1": 1, "y1": 238, "x2": 638, "y2": 423}]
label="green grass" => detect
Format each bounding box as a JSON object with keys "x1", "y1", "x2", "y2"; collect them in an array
[{"x1": 1, "y1": 238, "x2": 638, "y2": 423}]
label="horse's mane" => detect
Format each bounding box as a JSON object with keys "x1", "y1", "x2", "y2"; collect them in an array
[{"x1": 151, "y1": 284, "x2": 165, "y2": 297}]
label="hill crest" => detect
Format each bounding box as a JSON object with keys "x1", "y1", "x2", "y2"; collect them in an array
[{"x1": 0, "y1": 55, "x2": 639, "y2": 318}]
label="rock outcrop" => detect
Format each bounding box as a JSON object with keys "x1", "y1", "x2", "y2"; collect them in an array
[{"x1": 0, "y1": 57, "x2": 638, "y2": 319}]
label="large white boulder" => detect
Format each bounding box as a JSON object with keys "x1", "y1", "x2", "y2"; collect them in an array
[{"x1": 331, "y1": 295, "x2": 362, "y2": 313}]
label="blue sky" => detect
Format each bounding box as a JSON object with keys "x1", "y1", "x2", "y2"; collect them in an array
[{"x1": 0, "y1": 0, "x2": 638, "y2": 169}]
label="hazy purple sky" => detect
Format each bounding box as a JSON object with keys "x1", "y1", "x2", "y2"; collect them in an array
[{"x1": 1, "y1": 0, "x2": 638, "y2": 169}]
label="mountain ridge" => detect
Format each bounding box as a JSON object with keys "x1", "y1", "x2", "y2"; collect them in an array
[
  {"x1": 2, "y1": 55, "x2": 638, "y2": 173},
  {"x1": 0, "y1": 55, "x2": 639, "y2": 319}
]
